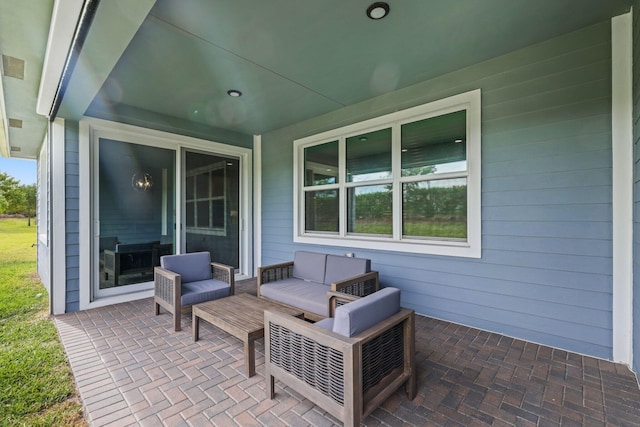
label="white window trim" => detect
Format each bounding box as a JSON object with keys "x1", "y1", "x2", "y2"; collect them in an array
[
  {"x1": 79, "y1": 117, "x2": 253, "y2": 310},
  {"x1": 293, "y1": 89, "x2": 481, "y2": 258}
]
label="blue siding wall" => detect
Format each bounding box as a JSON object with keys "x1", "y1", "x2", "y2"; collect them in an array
[
  {"x1": 633, "y1": 0, "x2": 640, "y2": 375},
  {"x1": 65, "y1": 121, "x2": 80, "y2": 312},
  {"x1": 261, "y1": 22, "x2": 614, "y2": 358}
]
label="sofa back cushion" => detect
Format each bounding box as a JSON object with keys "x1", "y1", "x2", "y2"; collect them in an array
[
  {"x1": 292, "y1": 251, "x2": 327, "y2": 283},
  {"x1": 324, "y1": 255, "x2": 371, "y2": 285},
  {"x1": 333, "y1": 287, "x2": 400, "y2": 337},
  {"x1": 161, "y1": 252, "x2": 211, "y2": 283}
]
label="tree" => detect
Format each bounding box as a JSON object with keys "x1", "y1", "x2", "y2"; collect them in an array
[
  {"x1": 0, "y1": 172, "x2": 20, "y2": 214},
  {"x1": 0, "y1": 172, "x2": 37, "y2": 225}
]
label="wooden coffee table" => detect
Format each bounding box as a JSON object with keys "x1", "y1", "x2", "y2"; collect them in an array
[{"x1": 192, "y1": 293, "x2": 304, "y2": 378}]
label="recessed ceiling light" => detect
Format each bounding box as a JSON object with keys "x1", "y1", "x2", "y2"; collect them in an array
[
  {"x1": 227, "y1": 89, "x2": 242, "y2": 97},
  {"x1": 359, "y1": 136, "x2": 368, "y2": 142},
  {"x1": 454, "y1": 139, "x2": 463, "y2": 144},
  {"x1": 366, "y1": 2, "x2": 390, "y2": 20}
]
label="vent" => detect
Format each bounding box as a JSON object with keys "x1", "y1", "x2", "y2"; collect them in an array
[
  {"x1": 10, "y1": 146, "x2": 21, "y2": 152},
  {"x1": 8, "y1": 118, "x2": 22, "y2": 128},
  {"x1": 2, "y1": 55, "x2": 25, "y2": 79}
]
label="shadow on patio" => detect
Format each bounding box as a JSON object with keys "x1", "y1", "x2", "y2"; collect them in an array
[{"x1": 54, "y1": 279, "x2": 640, "y2": 426}]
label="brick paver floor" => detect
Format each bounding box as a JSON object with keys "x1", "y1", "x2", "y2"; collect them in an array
[{"x1": 55, "y1": 279, "x2": 640, "y2": 426}]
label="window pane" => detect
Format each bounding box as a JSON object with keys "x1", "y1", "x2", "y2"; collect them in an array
[
  {"x1": 401, "y1": 111, "x2": 466, "y2": 176},
  {"x1": 196, "y1": 201, "x2": 209, "y2": 228},
  {"x1": 346, "y1": 128, "x2": 392, "y2": 182},
  {"x1": 347, "y1": 185, "x2": 392, "y2": 236},
  {"x1": 305, "y1": 141, "x2": 338, "y2": 186},
  {"x1": 403, "y1": 178, "x2": 467, "y2": 239},
  {"x1": 305, "y1": 190, "x2": 339, "y2": 233},
  {"x1": 195, "y1": 172, "x2": 209, "y2": 198}
]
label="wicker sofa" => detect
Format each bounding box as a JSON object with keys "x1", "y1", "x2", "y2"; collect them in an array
[
  {"x1": 264, "y1": 287, "x2": 416, "y2": 427},
  {"x1": 257, "y1": 251, "x2": 379, "y2": 321}
]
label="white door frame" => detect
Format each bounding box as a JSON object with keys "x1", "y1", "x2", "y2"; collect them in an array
[{"x1": 79, "y1": 117, "x2": 253, "y2": 310}]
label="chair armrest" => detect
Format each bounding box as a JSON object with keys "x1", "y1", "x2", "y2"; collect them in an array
[
  {"x1": 330, "y1": 271, "x2": 379, "y2": 296},
  {"x1": 154, "y1": 266, "x2": 181, "y2": 308},
  {"x1": 257, "y1": 261, "x2": 294, "y2": 296},
  {"x1": 265, "y1": 309, "x2": 355, "y2": 352},
  {"x1": 327, "y1": 290, "x2": 361, "y2": 317},
  {"x1": 211, "y1": 262, "x2": 235, "y2": 295}
]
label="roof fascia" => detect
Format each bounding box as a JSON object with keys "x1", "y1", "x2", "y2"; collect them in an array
[{"x1": 36, "y1": 0, "x2": 85, "y2": 118}]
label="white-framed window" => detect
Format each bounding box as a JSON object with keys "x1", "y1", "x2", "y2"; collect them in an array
[
  {"x1": 293, "y1": 89, "x2": 481, "y2": 258},
  {"x1": 185, "y1": 160, "x2": 227, "y2": 236}
]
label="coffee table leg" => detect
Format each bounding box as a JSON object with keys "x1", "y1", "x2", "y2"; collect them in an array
[
  {"x1": 193, "y1": 312, "x2": 200, "y2": 342},
  {"x1": 245, "y1": 339, "x2": 255, "y2": 377}
]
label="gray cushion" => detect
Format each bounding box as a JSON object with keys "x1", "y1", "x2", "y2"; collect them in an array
[
  {"x1": 260, "y1": 277, "x2": 330, "y2": 317},
  {"x1": 324, "y1": 255, "x2": 371, "y2": 285},
  {"x1": 161, "y1": 252, "x2": 211, "y2": 283},
  {"x1": 180, "y1": 278, "x2": 230, "y2": 306},
  {"x1": 292, "y1": 251, "x2": 327, "y2": 283},
  {"x1": 333, "y1": 287, "x2": 401, "y2": 337},
  {"x1": 314, "y1": 318, "x2": 334, "y2": 331}
]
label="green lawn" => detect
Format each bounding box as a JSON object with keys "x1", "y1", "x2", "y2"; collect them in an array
[{"x1": 0, "y1": 219, "x2": 85, "y2": 426}]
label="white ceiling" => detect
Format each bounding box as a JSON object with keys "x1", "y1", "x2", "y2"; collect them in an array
[{"x1": 0, "y1": 0, "x2": 633, "y2": 158}]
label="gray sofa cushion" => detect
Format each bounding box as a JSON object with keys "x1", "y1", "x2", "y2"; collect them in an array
[
  {"x1": 292, "y1": 251, "x2": 327, "y2": 283},
  {"x1": 314, "y1": 318, "x2": 334, "y2": 331},
  {"x1": 260, "y1": 277, "x2": 330, "y2": 317},
  {"x1": 324, "y1": 255, "x2": 371, "y2": 285},
  {"x1": 333, "y1": 287, "x2": 401, "y2": 337},
  {"x1": 180, "y1": 279, "x2": 231, "y2": 306},
  {"x1": 161, "y1": 251, "x2": 211, "y2": 283}
]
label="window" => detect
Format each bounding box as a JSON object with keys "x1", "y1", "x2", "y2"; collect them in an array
[
  {"x1": 185, "y1": 157, "x2": 228, "y2": 235},
  {"x1": 294, "y1": 89, "x2": 481, "y2": 257}
]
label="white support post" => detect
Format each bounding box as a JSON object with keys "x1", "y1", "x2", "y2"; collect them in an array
[{"x1": 612, "y1": 11, "x2": 633, "y2": 365}]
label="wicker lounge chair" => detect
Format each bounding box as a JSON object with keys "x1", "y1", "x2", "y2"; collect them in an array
[
  {"x1": 264, "y1": 287, "x2": 416, "y2": 427},
  {"x1": 154, "y1": 251, "x2": 235, "y2": 331}
]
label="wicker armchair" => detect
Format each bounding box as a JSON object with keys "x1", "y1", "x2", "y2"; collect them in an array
[
  {"x1": 154, "y1": 252, "x2": 234, "y2": 331},
  {"x1": 264, "y1": 288, "x2": 416, "y2": 427}
]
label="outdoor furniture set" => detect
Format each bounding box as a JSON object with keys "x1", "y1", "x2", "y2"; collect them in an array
[{"x1": 153, "y1": 250, "x2": 416, "y2": 426}]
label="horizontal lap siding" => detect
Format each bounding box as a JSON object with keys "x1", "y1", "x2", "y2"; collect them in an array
[
  {"x1": 65, "y1": 121, "x2": 80, "y2": 312},
  {"x1": 261, "y1": 22, "x2": 614, "y2": 358}
]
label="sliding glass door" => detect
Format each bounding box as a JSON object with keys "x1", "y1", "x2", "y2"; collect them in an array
[
  {"x1": 184, "y1": 150, "x2": 240, "y2": 269},
  {"x1": 96, "y1": 138, "x2": 176, "y2": 295}
]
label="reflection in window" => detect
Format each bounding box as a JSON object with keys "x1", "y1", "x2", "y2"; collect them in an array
[
  {"x1": 401, "y1": 111, "x2": 466, "y2": 176},
  {"x1": 347, "y1": 128, "x2": 392, "y2": 182},
  {"x1": 305, "y1": 141, "x2": 338, "y2": 186},
  {"x1": 347, "y1": 185, "x2": 392, "y2": 236},
  {"x1": 305, "y1": 190, "x2": 339, "y2": 233},
  {"x1": 294, "y1": 89, "x2": 480, "y2": 257},
  {"x1": 403, "y1": 178, "x2": 467, "y2": 240}
]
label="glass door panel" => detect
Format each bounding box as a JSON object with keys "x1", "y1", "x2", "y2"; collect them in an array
[
  {"x1": 184, "y1": 151, "x2": 240, "y2": 269},
  {"x1": 97, "y1": 138, "x2": 175, "y2": 292}
]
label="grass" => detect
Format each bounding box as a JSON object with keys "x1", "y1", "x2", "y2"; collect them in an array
[{"x1": 0, "y1": 219, "x2": 86, "y2": 426}]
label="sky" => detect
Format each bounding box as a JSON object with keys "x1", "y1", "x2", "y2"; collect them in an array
[{"x1": 0, "y1": 157, "x2": 37, "y2": 185}]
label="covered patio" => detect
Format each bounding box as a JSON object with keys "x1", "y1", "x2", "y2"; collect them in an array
[{"x1": 55, "y1": 279, "x2": 640, "y2": 426}]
